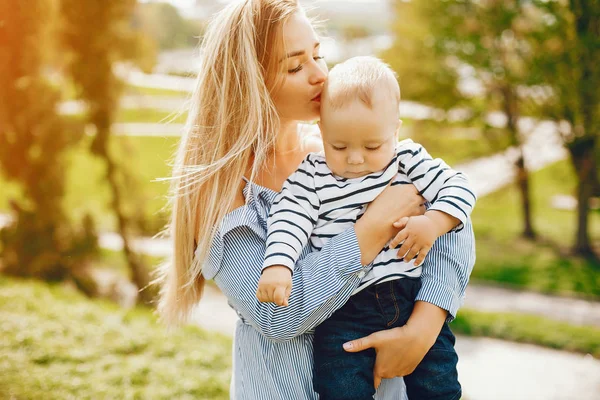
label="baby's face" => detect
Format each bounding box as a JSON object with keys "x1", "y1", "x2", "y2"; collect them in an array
[{"x1": 319, "y1": 98, "x2": 399, "y2": 179}]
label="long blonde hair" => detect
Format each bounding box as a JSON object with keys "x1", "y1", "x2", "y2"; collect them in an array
[{"x1": 156, "y1": 0, "x2": 299, "y2": 326}]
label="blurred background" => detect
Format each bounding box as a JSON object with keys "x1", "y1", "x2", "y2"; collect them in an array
[{"x1": 0, "y1": 0, "x2": 599, "y2": 399}]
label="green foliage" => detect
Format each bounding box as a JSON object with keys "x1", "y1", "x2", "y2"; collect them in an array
[
  {"x1": 472, "y1": 160, "x2": 600, "y2": 296},
  {"x1": 0, "y1": 0, "x2": 97, "y2": 279},
  {"x1": 382, "y1": 1, "x2": 461, "y2": 111},
  {"x1": 454, "y1": 309, "x2": 600, "y2": 357},
  {"x1": 135, "y1": 2, "x2": 204, "y2": 50},
  {"x1": 0, "y1": 276, "x2": 231, "y2": 399}
]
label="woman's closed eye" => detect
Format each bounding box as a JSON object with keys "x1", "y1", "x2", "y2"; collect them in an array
[{"x1": 288, "y1": 56, "x2": 325, "y2": 74}]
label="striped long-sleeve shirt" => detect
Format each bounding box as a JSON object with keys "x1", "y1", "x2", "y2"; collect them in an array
[
  {"x1": 204, "y1": 178, "x2": 475, "y2": 399},
  {"x1": 264, "y1": 139, "x2": 476, "y2": 293}
]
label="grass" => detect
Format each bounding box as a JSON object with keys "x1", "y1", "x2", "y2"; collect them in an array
[
  {"x1": 117, "y1": 108, "x2": 188, "y2": 124},
  {"x1": 471, "y1": 159, "x2": 600, "y2": 297},
  {"x1": 453, "y1": 308, "x2": 600, "y2": 358},
  {"x1": 0, "y1": 276, "x2": 231, "y2": 400},
  {"x1": 125, "y1": 85, "x2": 190, "y2": 98}
]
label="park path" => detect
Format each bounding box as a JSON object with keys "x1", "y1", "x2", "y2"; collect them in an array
[{"x1": 195, "y1": 284, "x2": 600, "y2": 400}]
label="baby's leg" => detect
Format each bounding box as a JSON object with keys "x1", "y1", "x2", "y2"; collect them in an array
[
  {"x1": 390, "y1": 278, "x2": 461, "y2": 400},
  {"x1": 313, "y1": 286, "x2": 380, "y2": 400},
  {"x1": 403, "y1": 322, "x2": 461, "y2": 400},
  {"x1": 313, "y1": 279, "x2": 418, "y2": 400}
]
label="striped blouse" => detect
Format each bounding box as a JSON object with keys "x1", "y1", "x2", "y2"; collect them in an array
[
  {"x1": 263, "y1": 139, "x2": 476, "y2": 294},
  {"x1": 202, "y1": 178, "x2": 475, "y2": 399}
]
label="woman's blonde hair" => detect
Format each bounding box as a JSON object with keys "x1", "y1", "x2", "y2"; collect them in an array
[{"x1": 156, "y1": 0, "x2": 299, "y2": 326}]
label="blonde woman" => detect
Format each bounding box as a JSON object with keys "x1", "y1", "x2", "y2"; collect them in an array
[{"x1": 157, "y1": 0, "x2": 472, "y2": 398}]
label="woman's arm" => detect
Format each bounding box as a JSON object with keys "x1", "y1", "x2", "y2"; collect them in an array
[{"x1": 209, "y1": 184, "x2": 426, "y2": 342}]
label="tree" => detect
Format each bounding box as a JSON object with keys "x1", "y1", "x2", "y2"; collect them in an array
[
  {"x1": 385, "y1": 0, "x2": 538, "y2": 238},
  {"x1": 0, "y1": 0, "x2": 96, "y2": 280},
  {"x1": 135, "y1": 2, "x2": 204, "y2": 50},
  {"x1": 60, "y1": 0, "x2": 157, "y2": 304},
  {"x1": 528, "y1": 0, "x2": 600, "y2": 256}
]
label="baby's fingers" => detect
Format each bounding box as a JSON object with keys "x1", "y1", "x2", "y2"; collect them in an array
[
  {"x1": 390, "y1": 229, "x2": 409, "y2": 249},
  {"x1": 274, "y1": 286, "x2": 289, "y2": 307},
  {"x1": 392, "y1": 216, "x2": 410, "y2": 231},
  {"x1": 396, "y1": 237, "x2": 414, "y2": 260},
  {"x1": 256, "y1": 287, "x2": 270, "y2": 303},
  {"x1": 403, "y1": 244, "x2": 420, "y2": 263},
  {"x1": 414, "y1": 246, "x2": 431, "y2": 267}
]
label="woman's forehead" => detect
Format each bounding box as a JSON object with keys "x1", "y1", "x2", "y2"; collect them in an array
[{"x1": 282, "y1": 12, "x2": 318, "y2": 53}]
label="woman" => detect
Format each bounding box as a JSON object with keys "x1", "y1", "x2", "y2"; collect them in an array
[{"x1": 157, "y1": 0, "x2": 473, "y2": 398}]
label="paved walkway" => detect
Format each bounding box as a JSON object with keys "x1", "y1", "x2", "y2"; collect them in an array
[{"x1": 192, "y1": 284, "x2": 600, "y2": 400}]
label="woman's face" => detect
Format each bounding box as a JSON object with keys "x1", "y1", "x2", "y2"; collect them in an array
[{"x1": 272, "y1": 12, "x2": 328, "y2": 122}]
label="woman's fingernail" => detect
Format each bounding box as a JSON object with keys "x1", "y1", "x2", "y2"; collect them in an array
[{"x1": 343, "y1": 342, "x2": 353, "y2": 350}]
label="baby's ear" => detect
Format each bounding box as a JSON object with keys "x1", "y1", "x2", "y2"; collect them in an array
[{"x1": 395, "y1": 119, "x2": 402, "y2": 138}]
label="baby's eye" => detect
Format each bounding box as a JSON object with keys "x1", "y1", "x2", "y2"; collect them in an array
[
  {"x1": 365, "y1": 145, "x2": 381, "y2": 151},
  {"x1": 332, "y1": 145, "x2": 346, "y2": 151}
]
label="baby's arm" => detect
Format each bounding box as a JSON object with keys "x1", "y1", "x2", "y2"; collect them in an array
[
  {"x1": 257, "y1": 157, "x2": 320, "y2": 306},
  {"x1": 390, "y1": 140, "x2": 477, "y2": 265}
]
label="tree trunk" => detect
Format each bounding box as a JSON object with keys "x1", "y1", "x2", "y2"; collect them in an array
[
  {"x1": 92, "y1": 118, "x2": 156, "y2": 305},
  {"x1": 501, "y1": 85, "x2": 535, "y2": 239},
  {"x1": 568, "y1": 138, "x2": 596, "y2": 257},
  {"x1": 515, "y1": 148, "x2": 535, "y2": 239}
]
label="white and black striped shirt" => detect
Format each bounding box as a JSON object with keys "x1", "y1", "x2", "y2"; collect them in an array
[{"x1": 264, "y1": 139, "x2": 476, "y2": 293}]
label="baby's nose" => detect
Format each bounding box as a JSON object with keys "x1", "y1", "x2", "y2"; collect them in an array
[{"x1": 347, "y1": 152, "x2": 364, "y2": 164}]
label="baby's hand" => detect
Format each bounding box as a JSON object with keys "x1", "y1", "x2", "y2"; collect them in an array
[
  {"x1": 256, "y1": 265, "x2": 292, "y2": 306},
  {"x1": 389, "y1": 215, "x2": 439, "y2": 266}
]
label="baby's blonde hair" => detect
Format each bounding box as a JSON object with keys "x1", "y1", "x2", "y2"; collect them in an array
[
  {"x1": 324, "y1": 56, "x2": 400, "y2": 111},
  {"x1": 155, "y1": 0, "x2": 299, "y2": 326}
]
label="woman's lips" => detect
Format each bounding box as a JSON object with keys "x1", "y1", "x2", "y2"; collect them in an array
[{"x1": 311, "y1": 93, "x2": 321, "y2": 102}]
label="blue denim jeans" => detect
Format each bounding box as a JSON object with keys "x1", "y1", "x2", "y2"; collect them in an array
[{"x1": 313, "y1": 278, "x2": 461, "y2": 400}]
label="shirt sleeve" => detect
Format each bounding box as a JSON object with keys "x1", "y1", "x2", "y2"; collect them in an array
[
  {"x1": 204, "y1": 207, "x2": 365, "y2": 343},
  {"x1": 263, "y1": 156, "x2": 320, "y2": 273},
  {"x1": 396, "y1": 139, "x2": 477, "y2": 230},
  {"x1": 416, "y1": 218, "x2": 476, "y2": 321}
]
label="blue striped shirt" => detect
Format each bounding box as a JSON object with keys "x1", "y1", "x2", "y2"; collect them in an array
[{"x1": 202, "y1": 179, "x2": 475, "y2": 399}]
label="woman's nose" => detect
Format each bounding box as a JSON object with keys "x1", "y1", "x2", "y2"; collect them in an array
[{"x1": 309, "y1": 61, "x2": 327, "y2": 85}]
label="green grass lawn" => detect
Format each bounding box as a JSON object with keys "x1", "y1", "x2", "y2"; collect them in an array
[
  {"x1": 453, "y1": 308, "x2": 600, "y2": 357},
  {"x1": 125, "y1": 85, "x2": 190, "y2": 98},
  {"x1": 117, "y1": 108, "x2": 188, "y2": 124},
  {"x1": 472, "y1": 159, "x2": 600, "y2": 297},
  {"x1": 0, "y1": 276, "x2": 231, "y2": 400}
]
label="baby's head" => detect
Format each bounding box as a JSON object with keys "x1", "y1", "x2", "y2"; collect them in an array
[{"x1": 319, "y1": 56, "x2": 401, "y2": 179}]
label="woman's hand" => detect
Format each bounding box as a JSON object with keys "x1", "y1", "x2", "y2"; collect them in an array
[
  {"x1": 355, "y1": 184, "x2": 426, "y2": 265},
  {"x1": 342, "y1": 301, "x2": 447, "y2": 389}
]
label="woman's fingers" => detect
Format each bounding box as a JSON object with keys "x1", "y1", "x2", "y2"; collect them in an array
[{"x1": 343, "y1": 330, "x2": 381, "y2": 352}]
